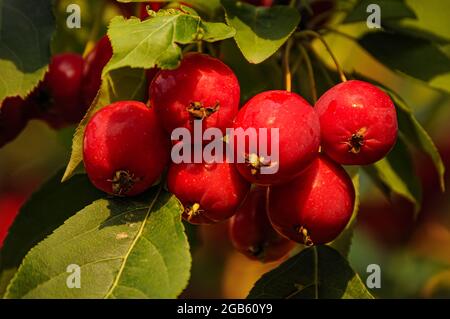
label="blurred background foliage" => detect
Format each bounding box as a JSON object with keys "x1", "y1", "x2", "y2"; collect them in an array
[{"x1": 0, "y1": 0, "x2": 449, "y2": 298}]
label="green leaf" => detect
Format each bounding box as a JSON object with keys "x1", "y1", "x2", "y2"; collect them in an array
[
  {"x1": 201, "y1": 21, "x2": 237, "y2": 42},
  {"x1": 382, "y1": 22, "x2": 450, "y2": 45},
  {"x1": 0, "y1": 170, "x2": 104, "y2": 297},
  {"x1": 247, "y1": 245, "x2": 373, "y2": 299},
  {"x1": 4, "y1": 187, "x2": 191, "y2": 299},
  {"x1": 0, "y1": 0, "x2": 55, "y2": 101},
  {"x1": 104, "y1": 12, "x2": 234, "y2": 73},
  {"x1": 220, "y1": 39, "x2": 282, "y2": 103},
  {"x1": 390, "y1": 91, "x2": 446, "y2": 192},
  {"x1": 364, "y1": 138, "x2": 422, "y2": 214},
  {"x1": 344, "y1": 0, "x2": 416, "y2": 23},
  {"x1": 222, "y1": 0, "x2": 300, "y2": 64},
  {"x1": 358, "y1": 32, "x2": 450, "y2": 94},
  {"x1": 62, "y1": 67, "x2": 146, "y2": 182},
  {"x1": 383, "y1": 0, "x2": 450, "y2": 44},
  {"x1": 330, "y1": 168, "x2": 359, "y2": 258}
]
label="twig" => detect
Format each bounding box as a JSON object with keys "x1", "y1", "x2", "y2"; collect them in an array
[{"x1": 296, "y1": 30, "x2": 347, "y2": 82}]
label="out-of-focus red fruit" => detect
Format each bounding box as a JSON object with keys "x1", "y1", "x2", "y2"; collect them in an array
[
  {"x1": 0, "y1": 97, "x2": 28, "y2": 147},
  {"x1": 244, "y1": 0, "x2": 273, "y2": 7},
  {"x1": 144, "y1": 67, "x2": 160, "y2": 103},
  {"x1": 47, "y1": 54, "x2": 84, "y2": 100},
  {"x1": 27, "y1": 53, "x2": 86, "y2": 128},
  {"x1": 146, "y1": 68, "x2": 159, "y2": 83},
  {"x1": 229, "y1": 186, "x2": 295, "y2": 262},
  {"x1": 82, "y1": 36, "x2": 113, "y2": 108},
  {"x1": 315, "y1": 80, "x2": 398, "y2": 165},
  {"x1": 111, "y1": 0, "x2": 134, "y2": 18},
  {"x1": 83, "y1": 101, "x2": 170, "y2": 196},
  {"x1": 268, "y1": 155, "x2": 355, "y2": 245},
  {"x1": 357, "y1": 197, "x2": 415, "y2": 247},
  {"x1": 0, "y1": 193, "x2": 27, "y2": 248}
]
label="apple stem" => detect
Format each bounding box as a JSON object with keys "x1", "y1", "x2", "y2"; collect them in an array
[
  {"x1": 297, "y1": 43, "x2": 318, "y2": 103},
  {"x1": 197, "y1": 41, "x2": 203, "y2": 53},
  {"x1": 295, "y1": 30, "x2": 347, "y2": 83},
  {"x1": 283, "y1": 39, "x2": 293, "y2": 92}
]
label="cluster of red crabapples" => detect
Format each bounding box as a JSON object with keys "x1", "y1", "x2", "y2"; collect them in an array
[
  {"x1": 0, "y1": 35, "x2": 113, "y2": 147},
  {"x1": 83, "y1": 51, "x2": 398, "y2": 263}
]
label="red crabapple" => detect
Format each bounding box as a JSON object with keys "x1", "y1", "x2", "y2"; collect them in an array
[
  {"x1": 314, "y1": 80, "x2": 398, "y2": 165},
  {"x1": 0, "y1": 192, "x2": 27, "y2": 248},
  {"x1": 83, "y1": 101, "x2": 170, "y2": 196},
  {"x1": 244, "y1": 0, "x2": 274, "y2": 6},
  {"x1": 27, "y1": 53, "x2": 85, "y2": 127},
  {"x1": 167, "y1": 155, "x2": 250, "y2": 224},
  {"x1": 0, "y1": 97, "x2": 28, "y2": 147},
  {"x1": 150, "y1": 53, "x2": 240, "y2": 135},
  {"x1": 232, "y1": 90, "x2": 320, "y2": 185},
  {"x1": 229, "y1": 186, "x2": 295, "y2": 262},
  {"x1": 81, "y1": 36, "x2": 113, "y2": 108},
  {"x1": 268, "y1": 155, "x2": 355, "y2": 245}
]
